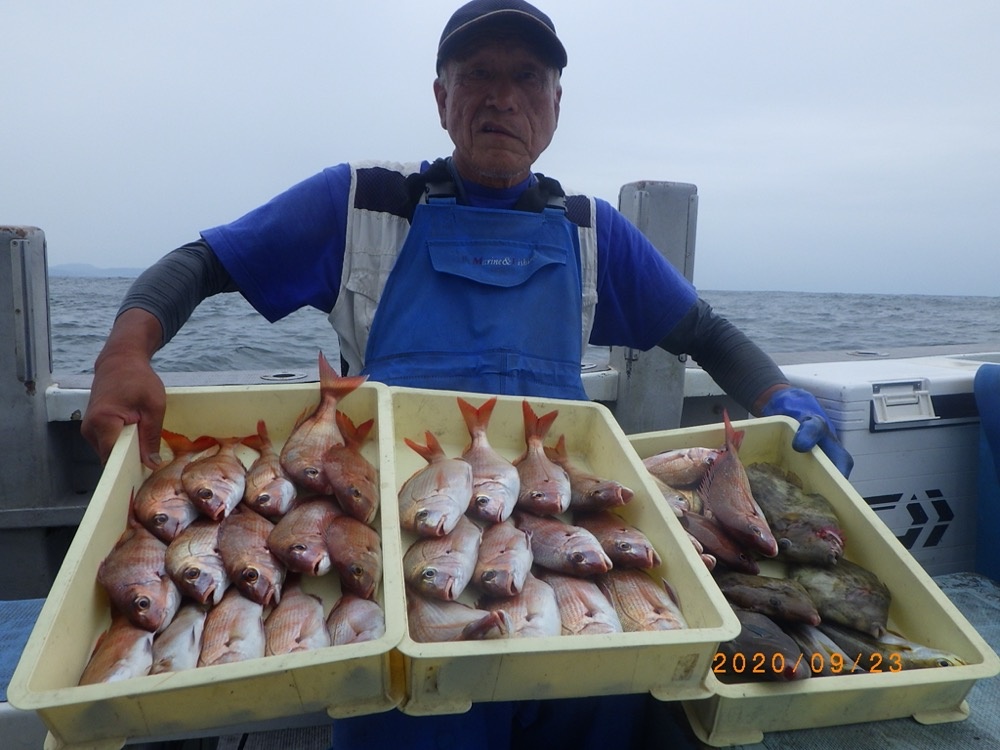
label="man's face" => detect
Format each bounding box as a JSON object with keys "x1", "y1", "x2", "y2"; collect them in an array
[{"x1": 435, "y1": 39, "x2": 562, "y2": 189}]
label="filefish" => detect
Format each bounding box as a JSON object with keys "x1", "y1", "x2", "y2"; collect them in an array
[
  {"x1": 327, "y1": 594, "x2": 387, "y2": 645},
  {"x1": 716, "y1": 608, "x2": 812, "y2": 683},
  {"x1": 78, "y1": 613, "x2": 154, "y2": 685},
  {"x1": 457, "y1": 396, "x2": 520, "y2": 524},
  {"x1": 97, "y1": 515, "x2": 181, "y2": 633},
  {"x1": 267, "y1": 498, "x2": 342, "y2": 576},
  {"x1": 536, "y1": 569, "x2": 623, "y2": 636},
  {"x1": 398, "y1": 430, "x2": 473, "y2": 538},
  {"x1": 698, "y1": 411, "x2": 778, "y2": 558},
  {"x1": 150, "y1": 602, "x2": 208, "y2": 674},
  {"x1": 280, "y1": 350, "x2": 367, "y2": 493},
  {"x1": 597, "y1": 569, "x2": 687, "y2": 631},
  {"x1": 680, "y1": 510, "x2": 759, "y2": 574},
  {"x1": 545, "y1": 435, "x2": 634, "y2": 512},
  {"x1": 746, "y1": 462, "x2": 846, "y2": 566},
  {"x1": 132, "y1": 430, "x2": 217, "y2": 543},
  {"x1": 403, "y1": 515, "x2": 481, "y2": 601},
  {"x1": 782, "y1": 622, "x2": 866, "y2": 676},
  {"x1": 323, "y1": 410, "x2": 380, "y2": 525},
  {"x1": 790, "y1": 559, "x2": 891, "y2": 637},
  {"x1": 473, "y1": 519, "x2": 534, "y2": 597},
  {"x1": 182, "y1": 435, "x2": 250, "y2": 522},
  {"x1": 241, "y1": 419, "x2": 297, "y2": 519},
  {"x1": 642, "y1": 446, "x2": 722, "y2": 489},
  {"x1": 478, "y1": 571, "x2": 561, "y2": 638},
  {"x1": 818, "y1": 621, "x2": 968, "y2": 670},
  {"x1": 573, "y1": 510, "x2": 661, "y2": 570},
  {"x1": 218, "y1": 505, "x2": 286, "y2": 607},
  {"x1": 198, "y1": 587, "x2": 266, "y2": 667},
  {"x1": 513, "y1": 401, "x2": 571, "y2": 515},
  {"x1": 165, "y1": 518, "x2": 229, "y2": 606},
  {"x1": 713, "y1": 570, "x2": 821, "y2": 625},
  {"x1": 512, "y1": 510, "x2": 612, "y2": 577},
  {"x1": 406, "y1": 588, "x2": 512, "y2": 642},
  {"x1": 324, "y1": 513, "x2": 382, "y2": 600},
  {"x1": 264, "y1": 578, "x2": 332, "y2": 656}
]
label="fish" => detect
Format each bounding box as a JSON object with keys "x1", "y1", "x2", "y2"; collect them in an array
[
  {"x1": 713, "y1": 570, "x2": 821, "y2": 625},
  {"x1": 683, "y1": 530, "x2": 718, "y2": 571},
  {"x1": 789, "y1": 559, "x2": 891, "y2": 637},
  {"x1": 745, "y1": 462, "x2": 846, "y2": 566},
  {"x1": 535, "y1": 569, "x2": 623, "y2": 636},
  {"x1": 164, "y1": 518, "x2": 229, "y2": 605},
  {"x1": 150, "y1": 602, "x2": 208, "y2": 674},
  {"x1": 472, "y1": 519, "x2": 534, "y2": 597},
  {"x1": 182, "y1": 435, "x2": 250, "y2": 522},
  {"x1": 650, "y1": 476, "x2": 702, "y2": 517},
  {"x1": 78, "y1": 613, "x2": 154, "y2": 685},
  {"x1": 716, "y1": 608, "x2": 812, "y2": 683},
  {"x1": 642, "y1": 446, "x2": 722, "y2": 489},
  {"x1": 280, "y1": 351, "x2": 367, "y2": 493},
  {"x1": 406, "y1": 588, "x2": 512, "y2": 642},
  {"x1": 478, "y1": 571, "x2": 561, "y2": 638},
  {"x1": 513, "y1": 401, "x2": 571, "y2": 515},
  {"x1": 218, "y1": 505, "x2": 286, "y2": 607},
  {"x1": 782, "y1": 622, "x2": 866, "y2": 676},
  {"x1": 403, "y1": 515, "x2": 482, "y2": 601},
  {"x1": 198, "y1": 587, "x2": 266, "y2": 667},
  {"x1": 97, "y1": 515, "x2": 181, "y2": 633},
  {"x1": 132, "y1": 430, "x2": 217, "y2": 543},
  {"x1": 241, "y1": 419, "x2": 297, "y2": 519},
  {"x1": 679, "y1": 510, "x2": 760, "y2": 574},
  {"x1": 398, "y1": 430, "x2": 473, "y2": 538},
  {"x1": 324, "y1": 513, "x2": 382, "y2": 600},
  {"x1": 544, "y1": 435, "x2": 633, "y2": 512},
  {"x1": 323, "y1": 410, "x2": 380, "y2": 525},
  {"x1": 327, "y1": 594, "x2": 387, "y2": 645},
  {"x1": 267, "y1": 497, "x2": 342, "y2": 576},
  {"x1": 263, "y1": 578, "x2": 332, "y2": 655},
  {"x1": 512, "y1": 510, "x2": 613, "y2": 577},
  {"x1": 818, "y1": 621, "x2": 968, "y2": 670},
  {"x1": 457, "y1": 396, "x2": 520, "y2": 524},
  {"x1": 573, "y1": 510, "x2": 661, "y2": 570},
  {"x1": 597, "y1": 569, "x2": 688, "y2": 631},
  {"x1": 697, "y1": 411, "x2": 778, "y2": 558}
]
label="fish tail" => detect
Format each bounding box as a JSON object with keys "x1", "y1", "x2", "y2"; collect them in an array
[
  {"x1": 241, "y1": 420, "x2": 268, "y2": 453},
  {"x1": 722, "y1": 409, "x2": 745, "y2": 453},
  {"x1": 161, "y1": 429, "x2": 218, "y2": 456},
  {"x1": 521, "y1": 400, "x2": 558, "y2": 443},
  {"x1": 336, "y1": 411, "x2": 374, "y2": 448},
  {"x1": 457, "y1": 396, "x2": 497, "y2": 436},
  {"x1": 404, "y1": 431, "x2": 445, "y2": 463},
  {"x1": 318, "y1": 351, "x2": 367, "y2": 401}
]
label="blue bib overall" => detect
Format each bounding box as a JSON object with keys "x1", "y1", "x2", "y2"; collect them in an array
[{"x1": 360, "y1": 197, "x2": 588, "y2": 400}]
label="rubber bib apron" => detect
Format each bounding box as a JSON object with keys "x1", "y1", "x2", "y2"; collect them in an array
[{"x1": 360, "y1": 197, "x2": 588, "y2": 400}]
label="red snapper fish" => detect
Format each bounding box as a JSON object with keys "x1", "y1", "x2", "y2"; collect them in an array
[
  {"x1": 198, "y1": 587, "x2": 265, "y2": 667},
  {"x1": 280, "y1": 351, "x2": 367, "y2": 493},
  {"x1": 133, "y1": 430, "x2": 217, "y2": 543},
  {"x1": 218, "y1": 505, "x2": 286, "y2": 607},
  {"x1": 182, "y1": 435, "x2": 251, "y2": 522},
  {"x1": 267, "y1": 497, "x2": 342, "y2": 576},
  {"x1": 241, "y1": 419, "x2": 297, "y2": 519},
  {"x1": 164, "y1": 518, "x2": 229, "y2": 605},
  {"x1": 573, "y1": 510, "x2": 661, "y2": 570},
  {"x1": 536, "y1": 569, "x2": 623, "y2": 636},
  {"x1": 512, "y1": 510, "x2": 612, "y2": 577},
  {"x1": 327, "y1": 594, "x2": 387, "y2": 645},
  {"x1": 513, "y1": 401, "x2": 571, "y2": 515},
  {"x1": 97, "y1": 513, "x2": 181, "y2": 633},
  {"x1": 150, "y1": 601, "x2": 208, "y2": 674},
  {"x1": 406, "y1": 589, "x2": 512, "y2": 642},
  {"x1": 78, "y1": 613, "x2": 154, "y2": 685},
  {"x1": 263, "y1": 578, "x2": 332, "y2": 656},
  {"x1": 323, "y1": 410, "x2": 380, "y2": 525},
  {"x1": 642, "y1": 446, "x2": 722, "y2": 489},
  {"x1": 544, "y1": 435, "x2": 634, "y2": 512},
  {"x1": 398, "y1": 431, "x2": 473, "y2": 538},
  {"x1": 473, "y1": 519, "x2": 534, "y2": 597},
  {"x1": 324, "y1": 513, "x2": 382, "y2": 600},
  {"x1": 698, "y1": 411, "x2": 778, "y2": 559},
  {"x1": 478, "y1": 571, "x2": 561, "y2": 638},
  {"x1": 403, "y1": 515, "x2": 482, "y2": 601},
  {"x1": 597, "y1": 569, "x2": 688, "y2": 631},
  {"x1": 456, "y1": 396, "x2": 520, "y2": 524}
]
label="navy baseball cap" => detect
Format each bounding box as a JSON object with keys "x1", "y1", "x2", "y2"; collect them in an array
[{"x1": 437, "y1": 0, "x2": 568, "y2": 72}]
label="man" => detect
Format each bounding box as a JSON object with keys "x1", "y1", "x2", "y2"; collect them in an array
[{"x1": 82, "y1": 1, "x2": 851, "y2": 747}]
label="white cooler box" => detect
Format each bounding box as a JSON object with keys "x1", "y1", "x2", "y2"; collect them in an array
[{"x1": 782, "y1": 354, "x2": 988, "y2": 576}]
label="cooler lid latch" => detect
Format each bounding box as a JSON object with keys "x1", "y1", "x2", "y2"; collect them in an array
[{"x1": 871, "y1": 380, "x2": 938, "y2": 427}]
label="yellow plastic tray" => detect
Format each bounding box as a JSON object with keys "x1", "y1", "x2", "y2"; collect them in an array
[
  {"x1": 8, "y1": 382, "x2": 405, "y2": 750},
  {"x1": 389, "y1": 388, "x2": 740, "y2": 716},
  {"x1": 628, "y1": 416, "x2": 1000, "y2": 747}
]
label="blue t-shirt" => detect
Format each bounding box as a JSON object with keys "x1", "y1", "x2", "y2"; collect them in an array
[{"x1": 201, "y1": 161, "x2": 697, "y2": 352}]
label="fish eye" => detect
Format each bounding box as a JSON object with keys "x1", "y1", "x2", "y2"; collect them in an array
[
  {"x1": 474, "y1": 495, "x2": 489, "y2": 507},
  {"x1": 257, "y1": 493, "x2": 272, "y2": 505},
  {"x1": 482, "y1": 571, "x2": 496, "y2": 582},
  {"x1": 530, "y1": 491, "x2": 545, "y2": 500},
  {"x1": 292, "y1": 543, "x2": 307, "y2": 552},
  {"x1": 184, "y1": 568, "x2": 201, "y2": 581},
  {"x1": 616, "y1": 541, "x2": 633, "y2": 552},
  {"x1": 351, "y1": 487, "x2": 363, "y2": 499},
  {"x1": 153, "y1": 513, "x2": 169, "y2": 526},
  {"x1": 421, "y1": 568, "x2": 437, "y2": 580},
  {"x1": 305, "y1": 467, "x2": 320, "y2": 479},
  {"x1": 415, "y1": 510, "x2": 429, "y2": 521},
  {"x1": 243, "y1": 568, "x2": 260, "y2": 583},
  {"x1": 134, "y1": 596, "x2": 151, "y2": 612},
  {"x1": 350, "y1": 564, "x2": 364, "y2": 577},
  {"x1": 570, "y1": 552, "x2": 586, "y2": 563},
  {"x1": 197, "y1": 488, "x2": 214, "y2": 500}
]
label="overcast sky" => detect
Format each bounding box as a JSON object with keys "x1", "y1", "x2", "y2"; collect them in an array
[{"x1": 4, "y1": 1, "x2": 998, "y2": 295}]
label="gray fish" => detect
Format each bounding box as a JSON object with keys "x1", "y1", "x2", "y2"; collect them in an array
[
  {"x1": 790, "y1": 559, "x2": 891, "y2": 637},
  {"x1": 716, "y1": 608, "x2": 811, "y2": 683},
  {"x1": 782, "y1": 622, "x2": 866, "y2": 676},
  {"x1": 818, "y1": 621, "x2": 967, "y2": 671},
  {"x1": 713, "y1": 570, "x2": 821, "y2": 625}
]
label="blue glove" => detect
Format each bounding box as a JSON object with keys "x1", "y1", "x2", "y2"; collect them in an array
[{"x1": 761, "y1": 387, "x2": 855, "y2": 478}]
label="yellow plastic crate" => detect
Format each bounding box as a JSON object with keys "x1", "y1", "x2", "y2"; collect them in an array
[
  {"x1": 628, "y1": 416, "x2": 1000, "y2": 747},
  {"x1": 388, "y1": 387, "x2": 740, "y2": 716},
  {"x1": 8, "y1": 382, "x2": 405, "y2": 750}
]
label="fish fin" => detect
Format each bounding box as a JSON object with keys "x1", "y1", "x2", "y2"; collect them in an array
[
  {"x1": 161, "y1": 429, "x2": 219, "y2": 457},
  {"x1": 337, "y1": 411, "x2": 374, "y2": 449},
  {"x1": 543, "y1": 434, "x2": 569, "y2": 464},
  {"x1": 722, "y1": 409, "x2": 745, "y2": 453},
  {"x1": 404, "y1": 431, "x2": 445, "y2": 464},
  {"x1": 457, "y1": 396, "x2": 497, "y2": 437},
  {"x1": 241, "y1": 419, "x2": 270, "y2": 452},
  {"x1": 522, "y1": 400, "x2": 558, "y2": 443},
  {"x1": 660, "y1": 577, "x2": 683, "y2": 609},
  {"x1": 318, "y1": 351, "x2": 368, "y2": 401}
]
